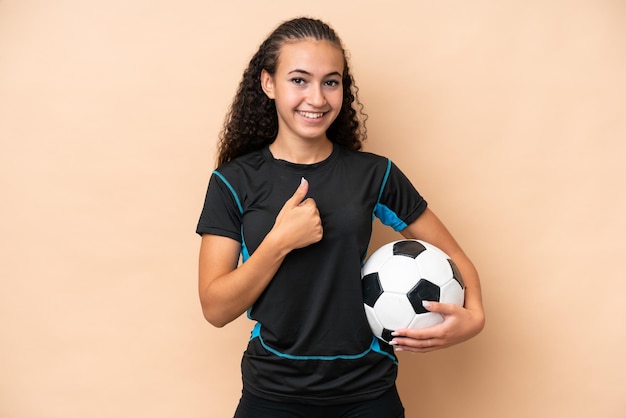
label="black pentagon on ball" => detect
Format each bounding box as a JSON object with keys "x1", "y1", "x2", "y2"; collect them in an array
[
  {"x1": 392, "y1": 240, "x2": 427, "y2": 259},
  {"x1": 362, "y1": 272, "x2": 383, "y2": 307},
  {"x1": 407, "y1": 279, "x2": 441, "y2": 314},
  {"x1": 447, "y1": 259, "x2": 465, "y2": 289},
  {"x1": 381, "y1": 328, "x2": 395, "y2": 344}
]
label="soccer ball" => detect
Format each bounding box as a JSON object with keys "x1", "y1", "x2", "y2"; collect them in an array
[{"x1": 361, "y1": 239, "x2": 465, "y2": 344}]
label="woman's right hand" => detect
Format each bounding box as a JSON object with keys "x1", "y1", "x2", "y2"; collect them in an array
[{"x1": 269, "y1": 177, "x2": 323, "y2": 252}]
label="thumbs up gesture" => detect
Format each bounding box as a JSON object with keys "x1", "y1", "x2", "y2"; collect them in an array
[{"x1": 271, "y1": 177, "x2": 323, "y2": 251}]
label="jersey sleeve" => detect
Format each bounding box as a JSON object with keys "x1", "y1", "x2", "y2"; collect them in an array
[
  {"x1": 195, "y1": 171, "x2": 243, "y2": 241},
  {"x1": 374, "y1": 160, "x2": 427, "y2": 231}
]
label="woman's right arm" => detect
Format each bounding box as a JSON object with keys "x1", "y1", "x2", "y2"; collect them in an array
[{"x1": 198, "y1": 178, "x2": 322, "y2": 327}]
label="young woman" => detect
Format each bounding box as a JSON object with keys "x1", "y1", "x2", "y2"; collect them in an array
[{"x1": 197, "y1": 17, "x2": 485, "y2": 418}]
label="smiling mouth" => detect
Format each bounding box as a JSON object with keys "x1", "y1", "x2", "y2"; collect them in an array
[{"x1": 297, "y1": 111, "x2": 325, "y2": 119}]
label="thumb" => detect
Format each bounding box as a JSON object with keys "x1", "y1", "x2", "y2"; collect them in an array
[{"x1": 286, "y1": 177, "x2": 309, "y2": 207}]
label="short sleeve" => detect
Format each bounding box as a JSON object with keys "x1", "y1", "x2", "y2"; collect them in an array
[
  {"x1": 374, "y1": 160, "x2": 427, "y2": 231},
  {"x1": 195, "y1": 171, "x2": 243, "y2": 241}
]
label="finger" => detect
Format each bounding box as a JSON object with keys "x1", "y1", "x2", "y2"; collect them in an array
[
  {"x1": 391, "y1": 338, "x2": 438, "y2": 353},
  {"x1": 392, "y1": 324, "x2": 442, "y2": 340},
  {"x1": 286, "y1": 177, "x2": 309, "y2": 208},
  {"x1": 422, "y1": 300, "x2": 456, "y2": 315}
]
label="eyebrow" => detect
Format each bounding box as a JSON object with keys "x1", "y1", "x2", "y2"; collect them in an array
[{"x1": 288, "y1": 69, "x2": 342, "y2": 78}]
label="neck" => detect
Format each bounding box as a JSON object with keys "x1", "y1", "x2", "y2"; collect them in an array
[{"x1": 269, "y1": 138, "x2": 333, "y2": 164}]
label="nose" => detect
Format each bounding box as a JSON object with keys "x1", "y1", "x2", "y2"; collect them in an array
[{"x1": 307, "y1": 84, "x2": 327, "y2": 107}]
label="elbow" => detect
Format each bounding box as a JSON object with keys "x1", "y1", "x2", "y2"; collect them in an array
[
  {"x1": 201, "y1": 305, "x2": 232, "y2": 328},
  {"x1": 476, "y1": 313, "x2": 486, "y2": 335},
  {"x1": 471, "y1": 306, "x2": 486, "y2": 337},
  {"x1": 208, "y1": 318, "x2": 229, "y2": 328},
  {"x1": 199, "y1": 287, "x2": 230, "y2": 327}
]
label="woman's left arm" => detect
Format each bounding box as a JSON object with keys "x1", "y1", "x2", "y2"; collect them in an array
[{"x1": 390, "y1": 207, "x2": 485, "y2": 353}]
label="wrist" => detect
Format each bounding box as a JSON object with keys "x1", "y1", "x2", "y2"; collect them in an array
[{"x1": 261, "y1": 229, "x2": 292, "y2": 260}]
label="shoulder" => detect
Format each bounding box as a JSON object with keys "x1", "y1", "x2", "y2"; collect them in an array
[
  {"x1": 214, "y1": 148, "x2": 268, "y2": 178},
  {"x1": 336, "y1": 146, "x2": 390, "y2": 168},
  {"x1": 334, "y1": 147, "x2": 395, "y2": 183}
]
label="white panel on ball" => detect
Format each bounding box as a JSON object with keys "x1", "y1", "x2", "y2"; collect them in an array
[
  {"x1": 375, "y1": 292, "x2": 416, "y2": 330},
  {"x1": 439, "y1": 280, "x2": 465, "y2": 306},
  {"x1": 378, "y1": 256, "x2": 420, "y2": 294},
  {"x1": 409, "y1": 312, "x2": 444, "y2": 330}
]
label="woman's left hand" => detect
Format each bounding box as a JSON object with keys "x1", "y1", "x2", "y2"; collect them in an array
[
  {"x1": 389, "y1": 300, "x2": 484, "y2": 353},
  {"x1": 391, "y1": 207, "x2": 486, "y2": 353}
]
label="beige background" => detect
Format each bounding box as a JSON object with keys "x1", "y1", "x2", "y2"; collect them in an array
[{"x1": 1, "y1": 0, "x2": 625, "y2": 417}]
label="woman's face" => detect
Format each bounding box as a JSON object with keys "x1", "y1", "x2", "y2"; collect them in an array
[{"x1": 261, "y1": 39, "x2": 344, "y2": 145}]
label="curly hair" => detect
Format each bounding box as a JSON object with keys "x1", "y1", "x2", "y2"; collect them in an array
[{"x1": 216, "y1": 17, "x2": 367, "y2": 166}]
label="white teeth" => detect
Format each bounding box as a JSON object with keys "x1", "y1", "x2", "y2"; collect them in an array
[{"x1": 299, "y1": 111, "x2": 324, "y2": 119}]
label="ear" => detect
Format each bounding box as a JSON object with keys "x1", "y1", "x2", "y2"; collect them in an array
[{"x1": 260, "y1": 69, "x2": 275, "y2": 99}]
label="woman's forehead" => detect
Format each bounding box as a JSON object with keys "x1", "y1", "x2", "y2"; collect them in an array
[{"x1": 276, "y1": 39, "x2": 345, "y2": 75}]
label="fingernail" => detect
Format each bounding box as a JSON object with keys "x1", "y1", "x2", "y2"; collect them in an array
[
  {"x1": 389, "y1": 340, "x2": 397, "y2": 345},
  {"x1": 422, "y1": 300, "x2": 432, "y2": 309},
  {"x1": 300, "y1": 177, "x2": 306, "y2": 186},
  {"x1": 391, "y1": 331, "x2": 399, "y2": 336}
]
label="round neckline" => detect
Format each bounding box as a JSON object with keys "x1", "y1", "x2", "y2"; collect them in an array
[{"x1": 262, "y1": 143, "x2": 339, "y2": 172}]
